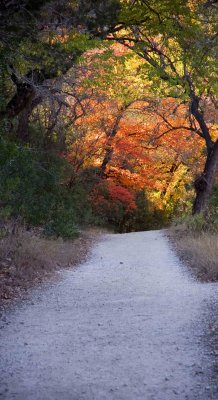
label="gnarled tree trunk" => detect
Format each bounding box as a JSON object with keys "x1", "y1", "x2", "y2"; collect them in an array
[
  {"x1": 16, "y1": 96, "x2": 42, "y2": 142},
  {"x1": 100, "y1": 110, "x2": 124, "y2": 177},
  {"x1": 189, "y1": 93, "x2": 218, "y2": 214},
  {"x1": 193, "y1": 139, "x2": 218, "y2": 214}
]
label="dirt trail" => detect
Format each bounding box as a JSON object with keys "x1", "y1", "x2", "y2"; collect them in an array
[{"x1": 0, "y1": 230, "x2": 218, "y2": 399}]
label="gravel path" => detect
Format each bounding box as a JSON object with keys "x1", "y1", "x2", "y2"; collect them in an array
[{"x1": 1, "y1": 230, "x2": 218, "y2": 400}]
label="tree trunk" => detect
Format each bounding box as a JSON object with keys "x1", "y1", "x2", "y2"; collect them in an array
[
  {"x1": 193, "y1": 139, "x2": 218, "y2": 214},
  {"x1": 189, "y1": 93, "x2": 218, "y2": 214},
  {"x1": 16, "y1": 106, "x2": 31, "y2": 142},
  {"x1": 16, "y1": 96, "x2": 42, "y2": 142},
  {"x1": 100, "y1": 144, "x2": 114, "y2": 177},
  {"x1": 100, "y1": 112, "x2": 124, "y2": 177}
]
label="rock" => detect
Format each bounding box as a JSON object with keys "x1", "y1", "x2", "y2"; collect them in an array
[{"x1": 8, "y1": 266, "x2": 17, "y2": 275}]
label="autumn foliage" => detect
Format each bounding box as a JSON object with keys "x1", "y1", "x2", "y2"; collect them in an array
[
  {"x1": 90, "y1": 179, "x2": 136, "y2": 229},
  {"x1": 1, "y1": 1, "x2": 217, "y2": 236}
]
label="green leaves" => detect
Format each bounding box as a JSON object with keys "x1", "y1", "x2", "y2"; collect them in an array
[{"x1": 117, "y1": 0, "x2": 218, "y2": 100}]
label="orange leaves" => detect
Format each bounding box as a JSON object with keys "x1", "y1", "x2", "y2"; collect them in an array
[
  {"x1": 63, "y1": 49, "x2": 209, "y2": 218},
  {"x1": 65, "y1": 92, "x2": 205, "y2": 205}
]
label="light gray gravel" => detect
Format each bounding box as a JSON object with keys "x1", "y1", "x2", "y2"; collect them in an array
[{"x1": 1, "y1": 230, "x2": 218, "y2": 400}]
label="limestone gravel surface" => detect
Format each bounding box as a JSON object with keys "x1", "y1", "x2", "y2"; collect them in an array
[{"x1": 0, "y1": 230, "x2": 218, "y2": 399}]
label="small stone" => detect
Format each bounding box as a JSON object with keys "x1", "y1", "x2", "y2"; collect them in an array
[{"x1": 8, "y1": 266, "x2": 16, "y2": 274}]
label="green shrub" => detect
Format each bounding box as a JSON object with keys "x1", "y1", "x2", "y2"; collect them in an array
[
  {"x1": 208, "y1": 183, "x2": 218, "y2": 232},
  {"x1": 127, "y1": 190, "x2": 166, "y2": 232},
  {"x1": 44, "y1": 209, "x2": 79, "y2": 239},
  {"x1": 173, "y1": 183, "x2": 218, "y2": 235},
  {"x1": 173, "y1": 213, "x2": 206, "y2": 233},
  {"x1": 0, "y1": 137, "x2": 93, "y2": 239}
]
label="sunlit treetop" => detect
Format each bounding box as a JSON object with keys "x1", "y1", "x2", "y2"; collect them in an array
[{"x1": 109, "y1": 0, "x2": 218, "y2": 100}]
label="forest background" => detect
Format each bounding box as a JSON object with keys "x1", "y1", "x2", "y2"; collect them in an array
[{"x1": 0, "y1": 0, "x2": 217, "y2": 292}]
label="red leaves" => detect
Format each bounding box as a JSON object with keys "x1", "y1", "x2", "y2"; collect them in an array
[
  {"x1": 106, "y1": 180, "x2": 136, "y2": 210},
  {"x1": 90, "y1": 179, "x2": 136, "y2": 223}
]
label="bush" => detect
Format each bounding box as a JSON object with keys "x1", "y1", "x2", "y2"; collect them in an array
[
  {"x1": 0, "y1": 137, "x2": 92, "y2": 239},
  {"x1": 90, "y1": 182, "x2": 166, "y2": 232},
  {"x1": 173, "y1": 213, "x2": 207, "y2": 234},
  {"x1": 207, "y1": 182, "x2": 218, "y2": 232},
  {"x1": 127, "y1": 190, "x2": 166, "y2": 232},
  {"x1": 0, "y1": 138, "x2": 61, "y2": 224},
  {"x1": 90, "y1": 179, "x2": 136, "y2": 232},
  {"x1": 44, "y1": 210, "x2": 79, "y2": 239},
  {"x1": 173, "y1": 183, "x2": 218, "y2": 236}
]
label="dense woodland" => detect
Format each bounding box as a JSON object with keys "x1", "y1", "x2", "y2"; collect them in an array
[{"x1": 0, "y1": 0, "x2": 217, "y2": 238}]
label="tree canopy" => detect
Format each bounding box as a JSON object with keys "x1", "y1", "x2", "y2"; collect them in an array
[{"x1": 0, "y1": 0, "x2": 217, "y2": 236}]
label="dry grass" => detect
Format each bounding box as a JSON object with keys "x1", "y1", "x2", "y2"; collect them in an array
[
  {"x1": 0, "y1": 226, "x2": 101, "y2": 307},
  {"x1": 168, "y1": 228, "x2": 218, "y2": 281}
]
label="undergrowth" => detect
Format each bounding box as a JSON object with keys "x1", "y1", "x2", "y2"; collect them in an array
[{"x1": 170, "y1": 191, "x2": 218, "y2": 281}]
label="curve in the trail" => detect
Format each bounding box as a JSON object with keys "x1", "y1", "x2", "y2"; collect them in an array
[{"x1": 0, "y1": 230, "x2": 218, "y2": 400}]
